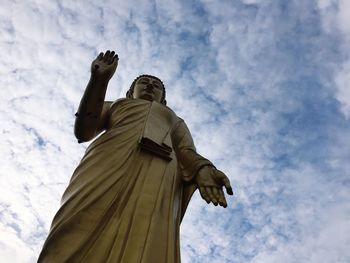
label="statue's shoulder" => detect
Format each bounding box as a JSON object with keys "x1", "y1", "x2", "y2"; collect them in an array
[
  {"x1": 158, "y1": 103, "x2": 184, "y2": 125},
  {"x1": 170, "y1": 109, "x2": 184, "y2": 123},
  {"x1": 158, "y1": 103, "x2": 179, "y2": 118},
  {"x1": 110, "y1": 98, "x2": 127, "y2": 109},
  {"x1": 167, "y1": 111, "x2": 186, "y2": 130},
  {"x1": 109, "y1": 98, "x2": 136, "y2": 112},
  {"x1": 176, "y1": 116, "x2": 184, "y2": 122}
]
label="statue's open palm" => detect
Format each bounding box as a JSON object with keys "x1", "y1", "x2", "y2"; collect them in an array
[
  {"x1": 196, "y1": 166, "x2": 233, "y2": 208},
  {"x1": 91, "y1": 50, "x2": 119, "y2": 81}
]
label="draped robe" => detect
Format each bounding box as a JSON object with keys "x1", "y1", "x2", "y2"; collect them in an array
[{"x1": 38, "y1": 98, "x2": 213, "y2": 263}]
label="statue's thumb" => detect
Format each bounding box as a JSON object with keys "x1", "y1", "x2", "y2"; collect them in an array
[{"x1": 223, "y1": 177, "x2": 233, "y2": 195}]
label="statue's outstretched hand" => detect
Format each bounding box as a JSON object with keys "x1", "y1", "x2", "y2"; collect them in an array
[
  {"x1": 196, "y1": 166, "x2": 233, "y2": 208},
  {"x1": 91, "y1": 50, "x2": 119, "y2": 81}
]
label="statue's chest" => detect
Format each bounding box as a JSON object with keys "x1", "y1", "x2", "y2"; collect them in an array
[{"x1": 109, "y1": 99, "x2": 179, "y2": 160}]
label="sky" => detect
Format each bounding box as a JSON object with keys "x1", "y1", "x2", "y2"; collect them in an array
[{"x1": 0, "y1": 0, "x2": 350, "y2": 262}]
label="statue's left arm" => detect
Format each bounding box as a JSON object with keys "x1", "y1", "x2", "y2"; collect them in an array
[{"x1": 172, "y1": 120, "x2": 233, "y2": 208}]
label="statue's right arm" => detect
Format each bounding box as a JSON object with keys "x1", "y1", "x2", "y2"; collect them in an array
[{"x1": 74, "y1": 51, "x2": 118, "y2": 142}]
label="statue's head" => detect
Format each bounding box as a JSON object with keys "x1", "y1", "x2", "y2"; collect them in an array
[{"x1": 126, "y1": 74, "x2": 166, "y2": 105}]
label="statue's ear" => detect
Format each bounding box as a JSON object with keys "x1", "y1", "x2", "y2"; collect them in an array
[
  {"x1": 162, "y1": 99, "x2": 167, "y2": 106},
  {"x1": 126, "y1": 90, "x2": 132, "y2": 98}
]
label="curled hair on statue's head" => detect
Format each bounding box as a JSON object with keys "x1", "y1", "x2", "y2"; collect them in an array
[{"x1": 126, "y1": 74, "x2": 167, "y2": 105}]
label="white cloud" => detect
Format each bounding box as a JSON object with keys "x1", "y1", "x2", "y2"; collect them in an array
[
  {"x1": 0, "y1": 222, "x2": 36, "y2": 263},
  {"x1": 335, "y1": 61, "x2": 350, "y2": 118},
  {"x1": 318, "y1": 0, "x2": 350, "y2": 118}
]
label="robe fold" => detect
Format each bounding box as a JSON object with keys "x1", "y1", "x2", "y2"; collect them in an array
[{"x1": 38, "y1": 98, "x2": 212, "y2": 263}]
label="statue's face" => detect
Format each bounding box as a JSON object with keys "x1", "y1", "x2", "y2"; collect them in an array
[{"x1": 133, "y1": 77, "x2": 164, "y2": 103}]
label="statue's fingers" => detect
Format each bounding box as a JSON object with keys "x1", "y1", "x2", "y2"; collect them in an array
[
  {"x1": 109, "y1": 55, "x2": 119, "y2": 67},
  {"x1": 206, "y1": 187, "x2": 218, "y2": 206},
  {"x1": 221, "y1": 175, "x2": 233, "y2": 195},
  {"x1": 108, "y1": 51, "x2": 115, "y2": 64},
  {"x1": 112, "y1": 54, "x2": 119, "y2": 65},
  {"x1": 218, "y1": 189, "x2": 227, "y2": 208},
  {"x1": 97, "y1": 52, "x2": 104, "y2": 60},
  {"x1": 104, "y1": 50, "x2": 111, "y2": 62},
  {"x1": 212, "y1": 187, "x2": 220, "y2": 201},
  {"x1": 199, "y1": 187, "x2": 211, "y2": 204}
]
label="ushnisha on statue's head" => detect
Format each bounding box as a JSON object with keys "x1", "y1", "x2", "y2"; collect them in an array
[{"x1": 126, "y1": 74, "x2": 167, "y2": 105}]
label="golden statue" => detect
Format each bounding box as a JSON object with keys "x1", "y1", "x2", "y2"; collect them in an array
[{"x1": 38, "y1": 51, "x2": 233, "y2": 263}]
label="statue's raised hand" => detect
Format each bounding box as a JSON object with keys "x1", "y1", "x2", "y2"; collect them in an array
[
  {"x1": 196, "y1": 166, "x2": 233, "y2": 208},
  {"x1": 91, "y1": 50, "x2": 119, "y2": 81}
]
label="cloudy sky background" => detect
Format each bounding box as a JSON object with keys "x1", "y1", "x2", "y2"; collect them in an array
[{"x1": 1, "y1": 0, "x2": 350, "y2": 262}]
